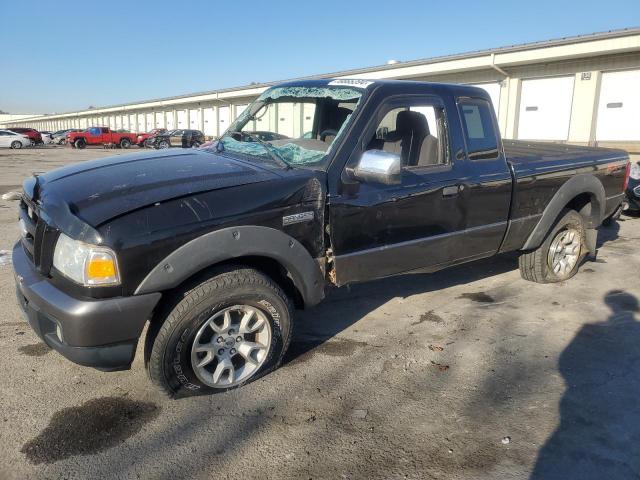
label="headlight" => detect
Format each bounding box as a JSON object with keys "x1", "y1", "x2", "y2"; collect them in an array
[
  {"x1": 52, "y1": 233, "x2": 120, "y2": 286},
  {"x1": 630, "y1": 162, "x2": 640, "y2": 181}
]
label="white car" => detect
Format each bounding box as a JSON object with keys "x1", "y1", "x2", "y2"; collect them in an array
[
  {"x1": 40, "y1": 131, "x2": 54, "y2": 144},
  {"x1": 0, "y1": 130, "x2": 30, "y2": 149}
]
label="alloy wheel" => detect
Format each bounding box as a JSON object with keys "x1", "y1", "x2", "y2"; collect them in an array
[{"x1": 190, "y1": 305, "x2": 272, "y2": 388}]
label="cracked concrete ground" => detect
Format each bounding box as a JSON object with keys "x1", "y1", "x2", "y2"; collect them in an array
[{"x1": 1, "y1": 147, "x2": 639, "y2": 479}]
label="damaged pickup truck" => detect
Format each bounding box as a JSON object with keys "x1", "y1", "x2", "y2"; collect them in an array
[{"x1": 13, "y1": 79, "x2": 630, "y2": 396}]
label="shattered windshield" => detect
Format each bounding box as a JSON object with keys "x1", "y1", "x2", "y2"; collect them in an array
[{"x1": 213, "y1": 85, "x2": 364, "y2": 169}]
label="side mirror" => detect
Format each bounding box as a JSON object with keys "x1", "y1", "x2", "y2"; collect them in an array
[{"x1": 351, "y1": 150, "x2": 401, "y2": 185}]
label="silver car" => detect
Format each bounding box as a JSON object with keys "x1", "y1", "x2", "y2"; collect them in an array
[{"x1": 0, "y1": 129, "x2": 30, "y2": 149}]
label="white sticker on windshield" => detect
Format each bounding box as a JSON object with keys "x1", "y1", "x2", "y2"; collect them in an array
[{"x1": 328, "y1": 79, "x2": 374, "y2": 88}]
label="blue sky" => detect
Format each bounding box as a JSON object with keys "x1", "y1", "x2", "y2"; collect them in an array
[{"x1": 0, "y1": 0, "x2": 637, "y2": 114}]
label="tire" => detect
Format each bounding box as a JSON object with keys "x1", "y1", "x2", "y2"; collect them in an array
[
  {"x1": 74, "y1": 138, "x2": 86, "y2": 149},
  {"x1": 120, "y1": 138, "x2": 132, "y2": 149},
  {"x1": 146, "y1": 266, "x2": 293, "y2": 397},
  {"x1": 519, "y1": 209, "x2": 586, "y2": 283},
  {"x1": 157, "y1": 140, "x2": 169, "y2": 149},
  {"x1": 10, "y1": 141, "x2": 22, "y2": 149}
]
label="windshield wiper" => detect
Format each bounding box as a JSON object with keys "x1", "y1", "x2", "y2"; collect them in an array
[{"x1": 218, "y1": 131, "x2": 290, "y2": 169}]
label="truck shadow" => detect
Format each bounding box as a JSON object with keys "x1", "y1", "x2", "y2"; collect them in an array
[
  {"x1": 284, "y1": 251, "x2": 519, "y2": 365},
  {"x1": 530, "y1": 290, "x2": 640, "y2": 479},
  {"x1": 596, "y1": 220, "x2": 620, "y2": 248}
]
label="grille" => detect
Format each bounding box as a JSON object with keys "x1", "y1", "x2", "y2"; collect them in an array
[{"x1": 19, "y1": 197, "x2": 58, "y2": 275}]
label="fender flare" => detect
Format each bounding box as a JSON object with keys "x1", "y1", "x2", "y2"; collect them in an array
[
  {"x1": 134, "y1": 226, "x2": 325, "y2": 307},
  {"x1": 521, "y1": 173, "x2": 605, "y2": 251}
]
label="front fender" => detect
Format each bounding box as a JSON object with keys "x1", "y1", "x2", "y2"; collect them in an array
[{"x1": 134, "y1": 226, "x2": 325, "y2": 307}]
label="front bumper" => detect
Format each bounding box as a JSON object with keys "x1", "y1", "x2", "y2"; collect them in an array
[{"x1": 12, "y1": 242, "x2": 161, "y2": 371}]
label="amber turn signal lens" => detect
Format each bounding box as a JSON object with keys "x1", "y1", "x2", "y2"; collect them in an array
[{"x1": 87, "y1": 258, "x2": 116, "y2": 279}]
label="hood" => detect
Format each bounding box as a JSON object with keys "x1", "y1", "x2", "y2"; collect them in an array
[{"x1": 31, "y1": 148, "x2": 279, "y2": 228}]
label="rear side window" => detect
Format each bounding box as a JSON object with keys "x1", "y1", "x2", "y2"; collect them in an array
[{"x1": 458, "y1": 99, "x2": 499, "y2": 160}]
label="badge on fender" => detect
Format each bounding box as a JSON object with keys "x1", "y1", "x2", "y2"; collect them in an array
[{"x1": 282, "y1": 211, "x2": 314, "y2": 226}]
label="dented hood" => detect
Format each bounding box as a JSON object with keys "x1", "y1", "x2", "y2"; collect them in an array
[{"x1": 30, "y1": 148, "x2": 278, "y2": 228}]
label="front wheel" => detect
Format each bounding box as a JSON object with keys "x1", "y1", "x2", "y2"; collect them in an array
[
  {"x1": 10, "y1": 141, "x2": 22, "y2": 149},
  {"x1": 119, "y1": 138, "x2": 132, "y2": 149},
  {"x1": 74, "y1": 138, "x2": 86, "y2": 149},
  {"x1": 146, "y1": 267, "x2": 293, "y2": 397},
  {"x1": 519, "y1": 209, "x2": 586, "y2": 283}
]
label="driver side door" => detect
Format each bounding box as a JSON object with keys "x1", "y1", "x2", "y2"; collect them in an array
[{"x1": 328, "y1": 95, "x2": 468, "y2": 285}]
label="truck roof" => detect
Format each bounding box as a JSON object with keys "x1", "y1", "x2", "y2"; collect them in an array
[{"x1": 273, "y1": 78, "x2": 491, "y2": 100}]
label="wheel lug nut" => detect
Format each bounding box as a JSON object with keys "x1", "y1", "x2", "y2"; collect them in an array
[
  {"x1": 218, "y1": 348, "x2": 225, "y2": 355},
  {"x1": 230, "y1": 348, "x2": 236, "y2": 355},
  {"x1": 236, "y1": 336, "x2": 242, "y2": 342},
  {"x1": 216, "y1": 337, "x2": 224, "y2": 343}
]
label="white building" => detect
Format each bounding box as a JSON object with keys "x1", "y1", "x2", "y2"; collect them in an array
[{"x1": 2, "y1": 28, "x2": 639, "y2": 153}]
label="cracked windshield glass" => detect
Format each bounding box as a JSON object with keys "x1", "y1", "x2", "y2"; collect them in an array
[{"x1": 214, "y1": 86, "x2": 364, "y2": 168}]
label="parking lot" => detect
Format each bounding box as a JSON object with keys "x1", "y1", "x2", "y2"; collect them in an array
[{"x1": 1, "y1": 146, "x2": 640, "y2": 479}]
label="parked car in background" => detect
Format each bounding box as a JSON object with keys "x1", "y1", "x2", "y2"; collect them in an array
[
  {"x1": 8, "y1": 128, "x2": 42, "y2": 145},
  {"x1": 12, "y1": 80, "x2": 629, "y2": 396},
  {"x1": 52, "y1": 129, "x2": 82, "y2": 145},
  {"x1": 136, "y1": 128, "x2": 167, "y2": 147},
  {"x1": 244, "y1": 131, "x2": 289, "y2": 142},
  {"x1": 0, "y1": 129, "x2": 30, "y2": 149},
  {"x1": 67, "y1": 127, "x2": 138, "y2": 149},
  {"x1": 147, "y1": 129, "x2": 205, "y2": 149},
  {"x1": 625, "y1": 160, "x2": 640, "y2": 213},
  {"x1": 40, "y1": 131, "x2": 54, "y2": 144}
]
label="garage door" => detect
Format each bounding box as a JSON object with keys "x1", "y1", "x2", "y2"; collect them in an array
[
  {"x1": 218, "y1": 106, "x2": 229, "y2": 135},
  {"x1": 145, "y1": 113, "x2": 153, "y2": 132},
  {"x1": 189, "y1": 109, "x2": 201, "y2": 130},
  {"x1": 517, "y1": 76, "x2": 574, "y2": 140},
  {"x1": 596, "y1": 70, "x2": 640, "y2": 141},
  {"x1": 165, "y1": 111, "x2": 175, "y2": 131},
  {"x1": 176, "y1": 110, "x2": 187, "y2": 129},
  {"x1": 155, "y1": 112, "x2": 165, "y2": 129},
  {"x1": 470, "y1": 83, "x2": 501, "y2": 113},
  {"x1": 129, "y1": 114, "x2": 137, "y2": 132},
  {"x1": 278, "y1": 103, "x2": 295, "y2": 137},
  {"x1": 203, "y1": 108, "x2": 216, "y2": 136},
  {"x1": 234, "y1": 104, "x2": 248, "y2": 120},
  {"x1": 137, "y1": 116, "x2": 145, "y2": 133}
]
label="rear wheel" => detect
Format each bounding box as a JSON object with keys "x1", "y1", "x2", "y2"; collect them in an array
[
  {"x1": 146, "y1": 267, "x2": 293, "y2": 397},
  {"x1": 519, "y1": 209, "x2": 586, "y2": 283},
  {"x1": 10, "y1": 141, "x2": 22, "y2": 149},
  {"x1": 157, "y1": 140, "x2": 169, "y2": 149},
  {"x1": 120, "y1": 138, "x2": 132, "y2": 149},
  {"x1": 74, "y1": 138, "x2": 86, "y2": 149}
]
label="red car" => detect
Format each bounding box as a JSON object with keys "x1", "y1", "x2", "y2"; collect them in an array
[
  {"x1": 135, "y1": 128, "x2": 167, "y2": 147},
  {"x1": 67, "y1": 127, "x2": 138, "y2": 149},
  {"x1": 8, "y1": 128, "x2": 42, "y2": 145}
]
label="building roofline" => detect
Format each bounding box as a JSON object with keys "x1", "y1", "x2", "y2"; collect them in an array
[{"x1": 6, "y1": 27, "x2": 640, "y2": 123}]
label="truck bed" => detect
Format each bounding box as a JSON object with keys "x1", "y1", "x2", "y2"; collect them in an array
[{"x1": 499, "y1": 140, "x2": 628, "y2": 252}]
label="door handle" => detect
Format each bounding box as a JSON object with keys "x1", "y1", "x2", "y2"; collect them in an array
[{"x1": 442, "y1": 185, "x2": 460, "y2": 197}]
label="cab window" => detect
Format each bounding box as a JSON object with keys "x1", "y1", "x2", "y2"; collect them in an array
[
  {"x1": 366, "y1": 103, "x2": 448, "y2": 168},
  {"x1": 458, "y1": 99, "x2": 499, "y2": 160}
]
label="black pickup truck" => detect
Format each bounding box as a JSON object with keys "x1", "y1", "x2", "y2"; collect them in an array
[{"x1": 13, "y1": 79, "x2": 630, "y2": 396}]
